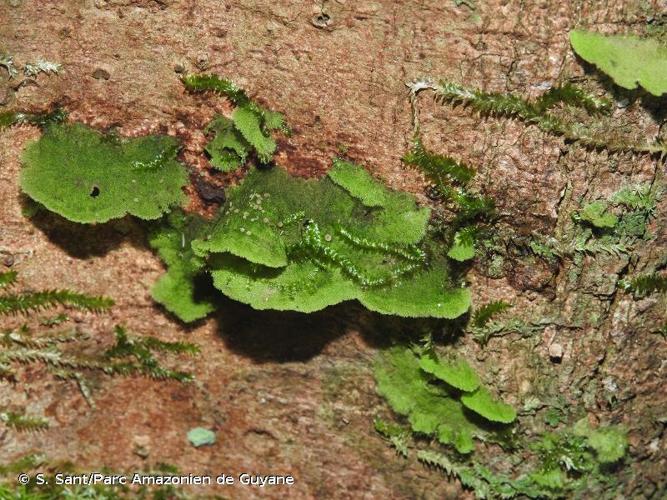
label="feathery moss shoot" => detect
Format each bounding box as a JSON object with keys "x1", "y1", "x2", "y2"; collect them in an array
[
  {"x1": 0, "y1": 286, "x2": 113, "y2": 316},
  {"x1": 407, "y1": 79, "x2": 666, "y2": 154},
  {"x1": 0, "y1": 108, "x2": 67, "y2": 131}
]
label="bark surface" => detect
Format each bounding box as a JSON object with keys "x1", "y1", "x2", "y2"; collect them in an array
[{"x1": 0, "y1": 1, "x2": 665, "y2": 498}]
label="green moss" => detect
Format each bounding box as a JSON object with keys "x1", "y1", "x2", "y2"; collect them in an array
[
  {"x1": 0, "y1": 275, "x2": 197, "y2": 434},
  {"x1": 403, "y1": 138, "x2": 493, "y2": 226},
  {"x1": 328, "y1": 158, "x2": 390, "y2": 207},
  {"x1": 576, "y1": 200, "x2": 618, "y2": 229},
  {"x1": 191, "y1": 162, "x2": 468, "y2": 318},
  {"x1": 0, "y1": 108, "x2": 67, "y2": 130},
  {"x1": 418, "y1": 449, "x2": 573, "y2": 499},
  {"x1": 20, "y1": 123, "x2": 188, "y2": 223},
  {"x1": 403, "y1": 137, "x2": 475, "y2": 187},
  {"x1": 204, "y1": 115, "x2": 249, "y2": 172},
  {"x1": 447, "y1": 229, "x2": 476, "y2": 261},
  {"x1": 414, "y1": 79, "x2": 664, "y2": 153},
  {"x1": 148, "y1": 210, "x2": 216, "y2": 322},
  {"x1": 569, "y1": 183, "x2": 661, "y2": 262},
  {"x1": 472, "y1": 300, "x2": 512, "y2": 328},
  {"x1": 374, "y1": 346, "x2": 514, "y2": 454},
  {"x1": 185, "y1": 74, "x2": 286, "y2": 171},
  {"x1": 620, "y1": 272, "x2": 667, "y2": 298},
  {"x1": 572, "y1": 418, "x2": 628, "y2": 464},
  {"x1": 181, "y1": 73, "x2": 252, "y2": 106},
  {"x1": 570, "y1": 30, "x2": 667, "y2": 95},
  {"x1": 460, "y1": 387, "x2": 517, "y2": 424},
  {"x1": 374, "y1": 418, "x2": 410, "y2": 457},
  {"x1": 417, "y1": 351, "x2": 480, "y2": 392},
  {"x1": 376, "y1": 373, "x2": 628, "y2": 499},
  {"x1": 232, "y1": 106, "x2": 277, "y2": 163},
  {"x1": 103, "y1": 325, "x2": 199, "y2": 382},
  {"x1": 0, "y1": 271, "x2": 17, "y2": 289},
  {"x1": 0, "y1": 412, "x2": 49, "y2": 432},
  {"x1": 0, "y1": 272, "x2": 113, "y2": 315}
]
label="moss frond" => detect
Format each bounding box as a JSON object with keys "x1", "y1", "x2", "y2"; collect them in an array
[
  {"x1": 431, "y1": 81, "x2": 665, "y2": 154},
  {"x1": 535, "y1": 83, "x2": 612, "y2": 115},
  {"x1": 0, "y1": 328, "x2": 84, "y2": 349},
  {"x1": 403, "y1": 137, "x2": 475, "y2": 187},
  {"x1": 0, "y1": 271, "x2": 17, "y2": 288},
  {"x1": 103, "y1": 326, "x2": 197, "y2": 382},
  {"x1": 181, "y1": 73, "x2": 252, "y2": 107},
  {"x1": 374, "y1": 418, "x2": 410, "y2": 458},
  {"x1": 0, "y1": 327, "x2": 194, "y2": 379},
  {"x1": 402, "y1": 139, "x2": 494, "y2": 225},
  {"x1": 0, "y1": 108, "x2": 68, "y2": 130},
  {"x1": 185, "y1": 74, "x2": 287, "y2": 171},
  {"x1": 0, "y1": 454, "x2": 44, "y2": 475},
  {"x1": 621, "y1": 273, "x2": 667, "y2": 297},
  {"x1": 472, "y1": 300, "x2": 513, "y2": 328},
  {"x1": 139, "y1": 336, "x2": 201, "y2": 355},
  {"x1": 0, "y1": 290, "x2": 114, "y2": 316},
  {"x1": 232, "y1": 105, "x2": 277, "y2": 162},
  {"x1": 0, "y1": 412, "x2": 49, "y2": 432},
  {"x1": 612, "y1": 184, "x2": 660, "y2": 214},
  {"x1": 574, "y1": 234, "x2": 630, "y2": 257},
  {"x1": 450, "y1": 189, "x2": 496, "y2": 224}
]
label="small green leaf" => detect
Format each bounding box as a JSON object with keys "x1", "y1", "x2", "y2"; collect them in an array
[
  {"x1": 573, "y1": 418, "x2": 628, "y2": 463},
  {"x1": 262, "y1": 110, "x2": 286, "y2": 131},
  {"x1": 544, "y1": 407, "x2": 564, "y2": 427},
  {"x1": 611, "y1": 184, "x2": 657, "y2": 212},
  {"x1": 586, "y1": 427, "x2": 627, "y2": 463},
  {"x1": 328, "y1": 158, "x2": 387, "y2": 207},
  {"x1": 403, "y1": 138, "x2": 475, "y2": 187},
  {"x1": 181, "y1": 74, "x2": 251, "y2": 106},
  {"x1": 570, "y1": 30, "x2": 667, "y2": 96},
  {"x1": 418, "y1": 352, "x2": 481, "y2": 392},
  {"x1": 0, "y1": 271, "x2": 17, "y2": 288},
  {"x1": 149, "y1": 211, "x2": 216, "y2": 322},
  {"x1": 622, "y1": 273, "x2": 667, "y2": 297},
  {"x1": 187, "y1": 427, "x2": 216, "y2": 447},
  {"x1": 374, "y1": 347, "x2": 481, "y2": 454},
  {"x1": 232, "y1": 106, "x2": 276, "y2": 163},
  {"x1": 460, "y1": 387, "x2": 516, "y2": 424},
  {"x1": 578, "y1": 200, "x2": 618, "y2": 229},
  {"x1": 205, "y1": 116, "x2": 249, "y2": 172},
  {"x1": 527, "y1": 468, "x2": 566, "y2": 491},
  {"x1": 447, "y1": 230, "x2": 476, "y2": 261}
]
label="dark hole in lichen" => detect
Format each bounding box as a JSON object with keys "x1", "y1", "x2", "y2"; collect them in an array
[{"x1": 90, "y1": 186, "x2": 100, "y2": 197}]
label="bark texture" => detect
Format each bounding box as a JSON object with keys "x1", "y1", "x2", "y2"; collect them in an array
[{"x1": 0, "y1": 0, "x2": 665, "y2": 498}]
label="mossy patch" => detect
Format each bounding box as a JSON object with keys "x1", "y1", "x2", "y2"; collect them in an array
[
  {"x1": 374, "y1": 346, "x2": 515, "y2": 454},
  {"x1": 570, "y1": 30, "x2": 667, "y2": 95},
  {"x1": 148, "y1": 210, "x2": 217, "y2": 322},
  {"x1": 187, "y1": 161, "x2": 468, "y2": 318},
  {"x1": 20, "y1": 123, "x2": 188, "y2": 223}
]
